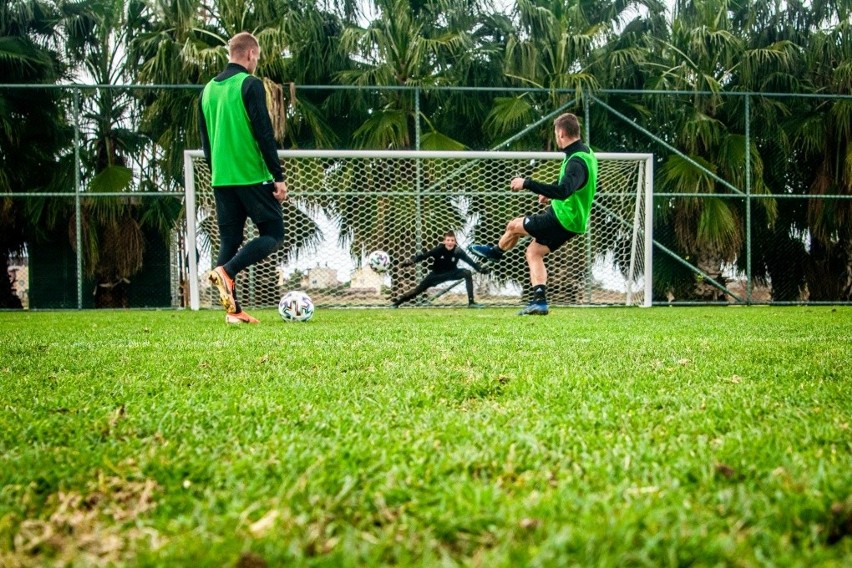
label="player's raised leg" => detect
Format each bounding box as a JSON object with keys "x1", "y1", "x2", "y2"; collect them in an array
[{"x1": 469, "y1": 217, "x2": 527, "y2": 260}]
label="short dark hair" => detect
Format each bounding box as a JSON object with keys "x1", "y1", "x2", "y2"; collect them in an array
[
  {"x1": 228, "y1": 32, "x2": 259, "y2": 58},
  {"x1": 554, "y1": 113, "x2": 581, "y2": 139},
  {"x1": 444, "y1": 230, "x2": 456, "y2": 238}
]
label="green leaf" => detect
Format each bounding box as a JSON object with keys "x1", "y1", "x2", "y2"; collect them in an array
[
  {"x1": 419, "y1": 131, "x2": 467, "y2": 151},
  {"x1": 87, "y1": 165, "x2": 133, "y2": 193}
]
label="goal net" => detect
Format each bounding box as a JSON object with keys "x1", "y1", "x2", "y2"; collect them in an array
[{"x1": 184, "y1": 150, "x2": 653, "y2": 310}]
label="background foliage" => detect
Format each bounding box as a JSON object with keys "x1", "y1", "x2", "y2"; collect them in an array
[{"x1": 1, "y1": 0, "x2": 850, "y2": 306}]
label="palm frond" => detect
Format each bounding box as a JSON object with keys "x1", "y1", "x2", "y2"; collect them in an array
[
  {"x1": 351, "y1": 108, "x2": 408, "y2": 149},
  {"x1": 660, "y1": 153, "x2": 717, "y2": 195},
  {"x1": 696, "y1": 197, "x2": 742, "y2": 256},
  {"x1": 419, "y1": 130, "x2": 467, "y2": 151},
  {"x1": 482, "y1": 96, "x2": 533, "y2": 140}
]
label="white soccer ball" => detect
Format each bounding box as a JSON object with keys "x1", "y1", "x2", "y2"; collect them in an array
[
  {"x1": 278, "y1": 291, "x2": 314, "y2": 322},
  {"x1": 368, "y1": 250, "x2": 391, "y2": 273}
]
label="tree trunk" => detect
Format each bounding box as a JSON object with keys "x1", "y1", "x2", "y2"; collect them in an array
[
  {"x1": 694, "y1": 253, "x2": 727, "y2": 301},
  {"x1": 842, "y1": 232, "x2": 852, "y2": 301},
  {"x1": 94, "y1": 280, "x2": 129, "y2": 308},
  {"x1": 0, "y1": 253, "x2": 23, "y2": 309}
]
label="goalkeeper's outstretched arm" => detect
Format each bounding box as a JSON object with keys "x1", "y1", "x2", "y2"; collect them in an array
[{"x1": 407, "y1": 246, "x2": 442, "y2": 265}]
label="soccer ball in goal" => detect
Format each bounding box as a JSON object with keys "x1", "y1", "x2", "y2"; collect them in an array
[
  {"x1": 278, "y1": 291, "x2": 315, "y2": 322},
  {"x1": 368, "y1": 250, "x2": 391, "y2": 273}
]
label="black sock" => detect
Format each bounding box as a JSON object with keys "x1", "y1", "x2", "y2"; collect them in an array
[{"x1": 533, "y1": 284, "x2": 547, "y2": 303}]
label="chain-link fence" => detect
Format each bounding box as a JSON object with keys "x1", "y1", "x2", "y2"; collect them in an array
[
  {"x1": 3, "y1": 192, "x2": 183, "y2": 310},
  {"x1": 588, "y1": 91, "x2": 852, "y2": 305},
  {"x1": 3, "y1": 85, "x2": 850, "y2": 308}
]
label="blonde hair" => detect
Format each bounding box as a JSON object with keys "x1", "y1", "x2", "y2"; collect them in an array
[{"x1": 228, "y1": 32, "x2": 259, "y2": 59}]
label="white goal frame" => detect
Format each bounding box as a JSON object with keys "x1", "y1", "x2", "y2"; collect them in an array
[{"x1": 184, "y1": 150, "x2": 654, "y2": 310}]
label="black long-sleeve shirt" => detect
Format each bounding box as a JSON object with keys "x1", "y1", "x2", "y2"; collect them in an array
[
  {"x1": 198, "y1": 63, "x2": 284, "y2": 183},
  {"x1": 412, "y1": 244, "x2": 484, "y2": 273},
  {"x1": 523, "y1": 140, "x2": 590, "y2": 200}
]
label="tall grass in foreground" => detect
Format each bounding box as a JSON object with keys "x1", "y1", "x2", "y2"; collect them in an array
[{"x1": 0, "y1": 306, "x2": 850, "y2": 566}]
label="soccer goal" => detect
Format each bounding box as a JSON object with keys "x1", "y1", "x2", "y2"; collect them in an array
[{"x1": 183, "y1": 150, "x2": 653, "y2": 310}]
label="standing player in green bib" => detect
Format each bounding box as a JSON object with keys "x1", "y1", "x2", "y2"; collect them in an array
[
  {"x1": 199, "y1": 31, "x2": 288, "y2": 324},
  {"x1": 469, "y1": 113, "x2": 598, "y2": 315}
]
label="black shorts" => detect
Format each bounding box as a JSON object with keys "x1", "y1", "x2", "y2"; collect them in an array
[
  {"x1": 523, "y1": 206, "x2": 581, "y2": 252},
  {"x1": 213, "y1": 181, "x2": 282, "y2": 227}
]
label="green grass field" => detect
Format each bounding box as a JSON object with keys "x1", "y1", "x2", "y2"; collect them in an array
[{"x1": 1, "y1": 306, "x2": 850, "y2": 566}]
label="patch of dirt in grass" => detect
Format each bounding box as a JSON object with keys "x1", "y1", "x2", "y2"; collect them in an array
[
  {"x1": 236, "y1": 551, "x2": 268, "y2": 568},
  {"x1": 713, "y1": 462, "x2": 742, "y2": 481},
  {"x1": 827, "y1": 499, "x2": 852, "y2": 545},
  {"x1": 7, "y1": 474, "x2": 160, "y2": 566}
]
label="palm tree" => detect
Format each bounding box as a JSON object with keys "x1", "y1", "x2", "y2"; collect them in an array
[
  {"x1": 794, "y1": 6, "x2": 851, "y2": 301},
  {"x1": 637, "y1": 0, "x2": 779, "y2": 301},
  {"x1": 133, "y1": 0, "x2": 358, "y2": 164},
  {"x1": 709, "y1": 0, "x2": 804, "y2": 301},
  {"x1": 132, "y1": 0, "x2": 353, "y2": 305},
  {"x1": 338, "y1": 0, "x2": 478, "y2": 149},
  {"x1": 424, "y1": 8, "x2": 515, "y2": 150},
  {"x1": 45, "y1": 0, "x2": 185, "y2": 307},
  {"x1": 0, "y1": 0, "x2": 73, "y2": 308},
  {"x1": 716, "y1": 0, "x2": 851, "y2": 302},
  {"x1": 332, "y1": 0, "x2": 495, "y2": 298}
]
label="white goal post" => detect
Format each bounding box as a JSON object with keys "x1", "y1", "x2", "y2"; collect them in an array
[{"x1": 184, "y1": 150, "x2": 653, "y2": 310}]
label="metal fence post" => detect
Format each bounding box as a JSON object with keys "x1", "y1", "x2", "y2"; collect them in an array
[
  {"x1": 414, "y1": 87, "x2": 423, "y2": 278},
  {"x1": 73, "y1": 88, "x2": 83, "y2": 309},
  {"x1": 745, "y1": 94, "x2": 752, "y2": 304}
]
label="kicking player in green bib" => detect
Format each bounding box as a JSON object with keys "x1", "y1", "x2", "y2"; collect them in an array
[{"x1": 469, "y1": 113, "x2": 598, "y2": 315}]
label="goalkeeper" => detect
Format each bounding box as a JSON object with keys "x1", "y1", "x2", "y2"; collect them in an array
[{"x1": 392, "y1": 231, "x2": 488, "y2": 308}]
